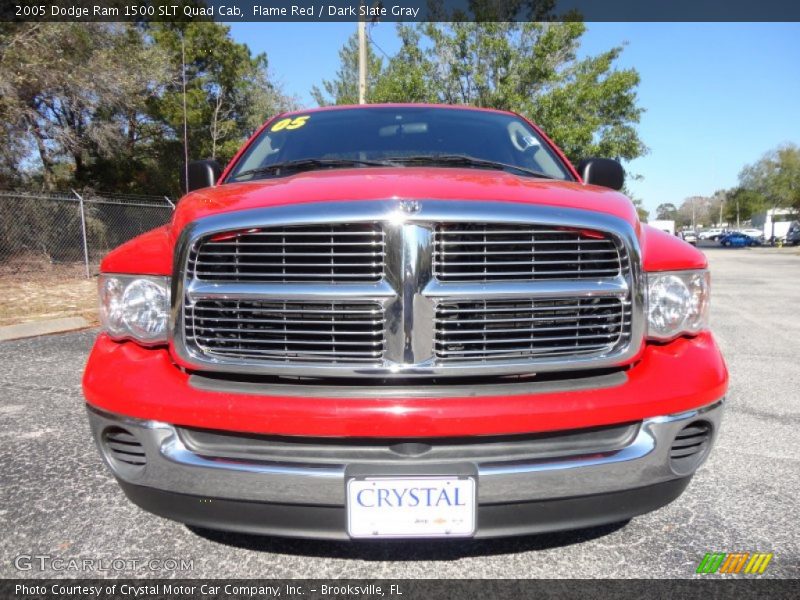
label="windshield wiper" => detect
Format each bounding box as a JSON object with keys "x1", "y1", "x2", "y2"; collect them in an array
[
  {"x1": 231, "y1": 158, "x2": 395, "y2": 180},
  {"x1": 231, "y1": 155, "x2": 556, "y2": 181},
  {"x1": 383, "y1": 154, "x2": 556, "y2": 179}
]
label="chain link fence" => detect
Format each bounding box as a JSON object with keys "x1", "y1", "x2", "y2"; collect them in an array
[
  {"x1": 0, "y1": 189, "x2": 174, "y2": 275},
  {"x1": 0, "y1": 189, "x2": 174, "y2": 327}
]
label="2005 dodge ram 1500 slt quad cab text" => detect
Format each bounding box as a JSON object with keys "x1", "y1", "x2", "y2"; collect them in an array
[{"x1": 83, "y1": 104, "x2": 727, "y2": 540}]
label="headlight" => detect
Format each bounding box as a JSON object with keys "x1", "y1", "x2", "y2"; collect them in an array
[
  {"x1": 99, "y1": 275, "x2": 170, "y2": 344},
  {"x1": 646, "y1": 270, "x2": 709, "y2": 340}
]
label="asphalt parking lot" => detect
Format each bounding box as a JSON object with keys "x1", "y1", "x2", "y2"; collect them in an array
[{"x1": 1, "y1": 247, "x2": 798, "y2": 579}]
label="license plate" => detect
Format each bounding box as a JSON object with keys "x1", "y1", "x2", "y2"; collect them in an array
[{"x1": 346, "y1": 476, "x2": 476, "y2": 538}]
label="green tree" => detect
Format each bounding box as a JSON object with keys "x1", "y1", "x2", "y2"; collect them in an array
[
  {"x1": 738, "y1": 143, "x2": 800, "y2": 211},
  {"x1": 723, "y1": 187, "x2": 767, "y2": 224},
  {"x1": 310, "y1": 32, "x2": 384, "y2": 106},
  {"x1": 314, "y1": 21, "x2": 647, "y2": 166},
  {"x1": 372, "y1": 25, "x2": 437, "y2": 103},
  {"x1": 146, "y1": 22, "x2": 297, "y2": 195},
  {"x1": 0, "y1": 22, "x2": 295, "y2": 196},
  {"x1": 677, "y1": 195, "x2": 726, "y2": 229},
  {"x1": 0, "y1": 23, "x2": 171, "y2": 189},
  {"x1": 656, "y1": 203, "x2": 678, "y2": 220}
]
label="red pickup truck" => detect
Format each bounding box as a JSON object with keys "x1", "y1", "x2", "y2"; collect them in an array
[{"x1": 83, "y1": 104, "x2": 727, "y2": 539}]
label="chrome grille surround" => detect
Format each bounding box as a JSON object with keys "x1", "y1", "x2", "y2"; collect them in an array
[{"x1": 170, "y1": 200, "x2": 644, "y2": 378}]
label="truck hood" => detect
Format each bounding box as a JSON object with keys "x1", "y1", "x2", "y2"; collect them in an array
[
  {"x1": 102, "y1": 167, "x2": 709, "y2": 276},
  {"x1": 171, "y1": 167, "x2": 640, "y2": 234}
]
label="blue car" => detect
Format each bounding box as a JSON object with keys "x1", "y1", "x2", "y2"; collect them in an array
[{"x1": 719, "y1": 232, "x2": 760, "y2": 247}]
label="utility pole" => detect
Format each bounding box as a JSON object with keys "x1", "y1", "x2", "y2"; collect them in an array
[
  {"x1": 72, "y1": 189, "x2": 91, "y2": 279},
  {"x1": 357, "y1": 5, "x2": 367, "y2": 104},
  {"x1": 736, "y1": 197, "x2": 740, "y2": 229}
]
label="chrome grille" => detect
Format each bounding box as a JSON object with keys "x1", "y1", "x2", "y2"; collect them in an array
[
  {"x1": 173, "y1": 201, "x2": 643, "y2": 378},
  {"x1": 435, "y1": 297, "x2": 631, "y2": 362},
  {"x1": 186, "y1": 300, "x2": 385, "y2": 364},
  {"x1": 189, "y1": 223, "x2": 385, "y2": 283},
  {"x1": 433, "y1": 223, "x2": 624, "y2": 282}
]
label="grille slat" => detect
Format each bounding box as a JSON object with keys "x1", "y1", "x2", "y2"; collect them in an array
[
  {"x1": 187, "y1": 300, "x2": 385, "y2": 365},
  {"x1": 194, "y1": 336, "x2": 384, "y2": 347},
  {"x1": 189, "y1": 317, "x2": 383, "y2": 326},
  {"x1": 195, "y1": 327, "x2": 384, "y2": 336},
  {"x1": 194, "y1": 261, "x2": 384, "y2": 268},
  {"x1": 192, "y1": 305, "x2": 381, "y2": 316},
  {"x1": 191, "y1": 271, "x2": 382, "y2": 280},
  {"x1": 214, "y1": 230, "x2": 384, "y2": 237},
  {"x1": 434, "y1": 268, "x2": 622, "y2": 278},
  {"x1": 436, "y1": 259, "x2": 620, "y2": 267},
  {"x1": 440, "y1": 248, "x2": 618, "y2": 256},
  {"x1": 437, "y1": 239, "x2": 612, "y2": 246},
  {"x1": 435, "y1": 344, "x2": 614, "y2": 358},
  {"x1": 435, "y1": 333, "x2": 622, "y2": 345},
  {"x1": 438, "y1": 228, "x2": 600, "y2": 235},
  {"x1": 437, "y1": 304, "x2": 622, "y2": 315},
  {"x1": 434, "y1": 223, "x2": 624, "y2": 282},
  {"x1": 190, "y1": 223, "x2": 385, "y2": 283},
  {"x1": 436, "y1": 314, "x2": 630, "y2": 324},
  {"x1": 435, "y1": 297, "x2": 629, "y2": 363},
  {"x1": 196, "y1": 348, "x2": 384, "y2": 359},
  {"x1": 438, "y1": 322, "x2": 631, "y2": 335},
  {"x1": 201, "y1": 244, "x2": 384, "y2": 249}
]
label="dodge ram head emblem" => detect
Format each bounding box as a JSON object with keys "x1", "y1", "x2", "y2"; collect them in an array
[{"x1": 398, "y1": 200, "x2": 421, "y2": 214}]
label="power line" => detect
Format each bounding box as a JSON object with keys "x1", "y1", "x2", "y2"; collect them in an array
[{"x1": 367, "y1": 24, "x2": 391, "y2": 60}]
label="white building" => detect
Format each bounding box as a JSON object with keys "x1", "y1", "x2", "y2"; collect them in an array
[{"x1": 751, "y1": 208, "x2": 798, "y2": 240}]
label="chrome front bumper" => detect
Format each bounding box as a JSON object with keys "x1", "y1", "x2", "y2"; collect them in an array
[{"x1": 87, "y1": 400, "x2": 723, "y2": 508}]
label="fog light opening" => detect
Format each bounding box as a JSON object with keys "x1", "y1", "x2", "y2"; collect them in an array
[
  {"x1": 669, "y1": 420, "x2": 712, "y2": 475},
  {"x1": 102, "y1": 426, "x2": 147, "y2": 475}
]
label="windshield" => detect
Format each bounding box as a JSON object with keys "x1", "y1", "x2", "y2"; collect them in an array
[{"x1": 226, "y1": 107, "x2": 574, "y2": 182}]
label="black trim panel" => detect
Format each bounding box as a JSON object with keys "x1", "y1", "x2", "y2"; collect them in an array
[
  {"x1": 188, "y1": 369, "x2": 627, "y2": 399},
  {"x1": 118, "y1": 477, "x2": 690, "y2": 540},
  {"x1": 177, "y1": 421, "x2": 640, "y2": 465}
]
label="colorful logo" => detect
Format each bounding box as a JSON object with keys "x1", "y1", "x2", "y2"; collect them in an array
[{"x1": 696, "y1": 552, "x2": 773, "y2": 574}]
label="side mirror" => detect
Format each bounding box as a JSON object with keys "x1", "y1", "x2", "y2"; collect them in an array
[
  {"x1": 577, "y1": 158, "x2": 624, "y2": 191},
  {"x1": 187, "y1": 159, "x2": 222, "y2": 192}
]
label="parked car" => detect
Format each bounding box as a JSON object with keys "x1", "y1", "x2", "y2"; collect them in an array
[
  {"x1": 83, "y1": 104, "x2": 726, "y2": 540},
  {"x1": 681, "y1": 231, "x2": 698, "y2": 245},
  {"x1": 740, "y1": 228, "x2": 765, "y2": 240},
  {"x1": 719, "y1": 232, "x2": 760, "y2": 247},
  {"x1": 698, "y1": 228, "x2": 725, "y2": 241},
  {"x1": 785, "y1": 226, "x2": 800, "y2": 246}
]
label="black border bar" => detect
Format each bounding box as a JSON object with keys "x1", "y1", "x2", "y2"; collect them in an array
[
  {"x1": 3, "y1": 579, "x2": 800, "y2": 599},
  {"x1": 3, "y1": 0, "x2": 800, "y2": 23}
]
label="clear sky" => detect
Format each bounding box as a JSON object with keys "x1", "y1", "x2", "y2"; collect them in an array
[{"x1": 228, "y1": 22, "x2": 800, "y2": 214}]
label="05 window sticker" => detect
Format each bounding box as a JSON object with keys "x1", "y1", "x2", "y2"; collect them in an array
[{"x1": 270, "y1": 116, "x2": 310, "y2": 132}]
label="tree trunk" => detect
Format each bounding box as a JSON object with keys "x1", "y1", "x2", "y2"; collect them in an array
[{"x1": 26, "y1": 116, "x2": 55, "y2": 190}]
